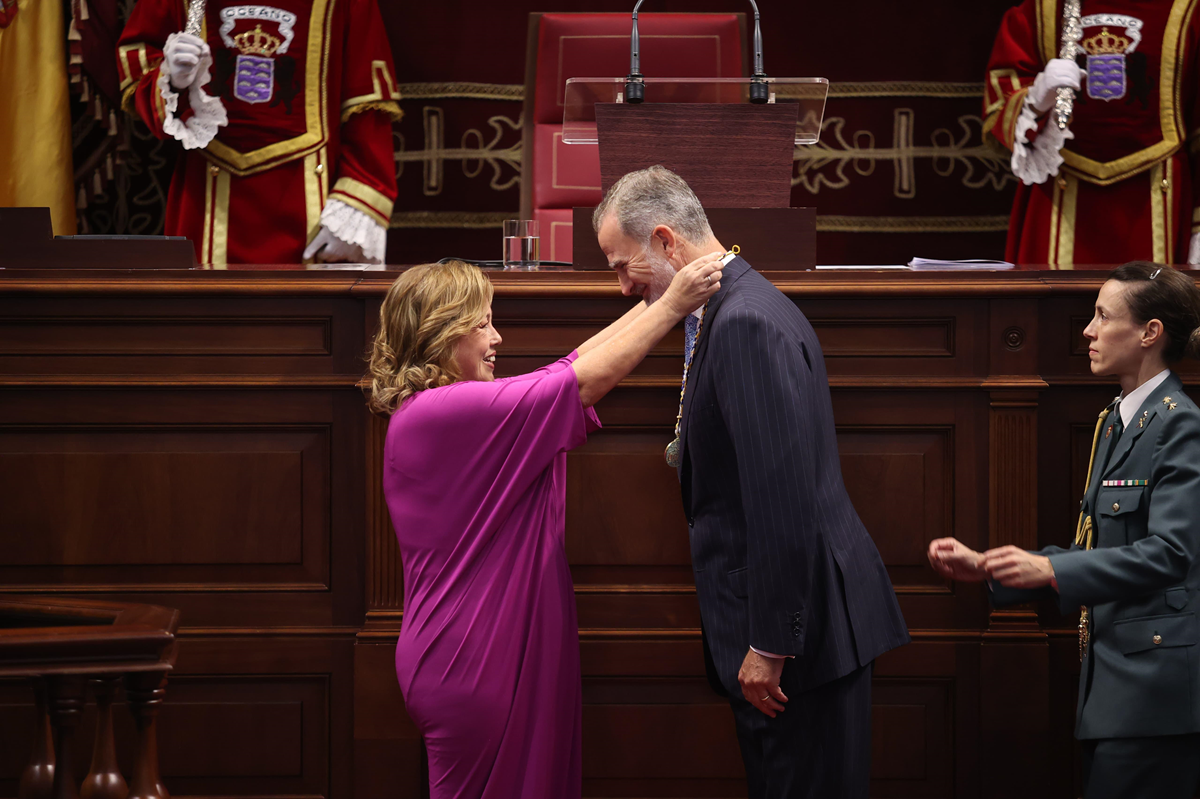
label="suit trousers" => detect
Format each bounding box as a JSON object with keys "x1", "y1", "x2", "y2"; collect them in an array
[
  {"x1": 1082, "y1": 734, "x2": 1200, "y2": 799},
  {"x1": 731, "y1": 660, "x2": 873, "y2": 799}
]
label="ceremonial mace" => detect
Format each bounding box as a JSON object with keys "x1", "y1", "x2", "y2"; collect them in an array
[
  {"x1": 184, "y1": 0, "x2": 205, "y2": 36},
  {"x1": 1054, "y1": 0, "x2": 1083, "y2": 130}
]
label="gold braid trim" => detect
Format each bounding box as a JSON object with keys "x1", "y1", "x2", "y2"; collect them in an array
[
  {"x1": 121, "y1": 83, "x2": 139, "y2": 116},
  {"x1": 119, "y1": 56, "x2": 164, "y2": 117},
  {"x1": 342, "y1": 100, "x2": 403, "y2": 124},
  {"x1": 1075, "y1": 407, "x2": 1111, "y2": 547}
]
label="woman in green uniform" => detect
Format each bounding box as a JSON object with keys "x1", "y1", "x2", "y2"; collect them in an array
[{"x1": 928, "y1": 262, "x2": 1200, "y2": 799}]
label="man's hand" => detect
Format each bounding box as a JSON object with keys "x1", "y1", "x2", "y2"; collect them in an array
[
  {"x1": 164, "y1": 32, "x2": 210, "y2": 91},
  {"x1": 983, "y1": 546, "x2": 1055, "y2": 589},
  {"x1": 659, "y1": 252, "x2": 723, "y2": 318},
  {"x1": 927, "y1": 538, "x2": 988, "y2": 582},
  {"x1": 738, "y1": 648, "x2": 787, "y2": 718},
  {"x1": 1028, "y1": 58, "x2": 1083, "y2": 114}
]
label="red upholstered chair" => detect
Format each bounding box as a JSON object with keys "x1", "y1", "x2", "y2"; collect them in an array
[{"x1": 520, "y1": 12, "x2": 747, "y2": 263}]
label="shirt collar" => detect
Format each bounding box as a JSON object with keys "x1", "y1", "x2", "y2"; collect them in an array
[
  {"x1": 1119, "y1": 368, "x2": 1171, "y2": 427},
  {"x1": 689, "y1": 250, "x2": 738, "y2": 319}
]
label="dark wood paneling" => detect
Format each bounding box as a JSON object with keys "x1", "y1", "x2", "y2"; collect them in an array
[
  {"x1": 0, "y1": 296, "x2": 365, "y2": 378},
  {"x1": 838, "y1": 425, "x2": 953, "y2": 591},
  {"x1": 1, "y1": 435, "x2": 313, "y2": 566},
  {"x1": 815, "y1": 317, "x2": 955, "y2": 358},
  {"x1": 0, "y1": 394, "x2": 334, "y2": 595},
  {"x1": 872, "y1": 679, "x2": 955, "y2": 796},
  {"x1": 0, "y1": 317, "x2": 331, "y2": 357},
  {"x1": 566, "y1": 432, "x2": 690, "y2": 567}
]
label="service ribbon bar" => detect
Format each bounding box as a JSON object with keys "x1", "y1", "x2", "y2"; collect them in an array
[{"x1": 1102, "y1": 479, "x2": 1148, "y2": 486}]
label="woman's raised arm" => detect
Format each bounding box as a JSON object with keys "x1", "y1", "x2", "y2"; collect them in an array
[{"x1": 576, "y1": 301, "x2": 647, "y2": 356}]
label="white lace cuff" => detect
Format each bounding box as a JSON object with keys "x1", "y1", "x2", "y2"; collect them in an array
[
  {"x1": 320, "y1": 198, "x2": 387, "y2": 264},
  {"x1": 157, "y1": 33, "x2": 228, "y2": 150},
  {"x1": 1010, "y1": 98, "x2": 1074, "y2": 186}
]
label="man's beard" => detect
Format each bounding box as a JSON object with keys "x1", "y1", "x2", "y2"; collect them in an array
[{"x1": 640, "y1": 249, "x2": 677, "y2": 306}]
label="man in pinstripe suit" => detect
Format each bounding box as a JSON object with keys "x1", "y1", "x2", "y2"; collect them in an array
[{"x1": 594, "y1": 166, "x2": 910, "y2": 798}]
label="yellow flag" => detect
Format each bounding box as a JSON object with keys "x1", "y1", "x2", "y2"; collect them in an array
[{"x1": 0, "y1": 0, "x2": 77, "y2": 235}]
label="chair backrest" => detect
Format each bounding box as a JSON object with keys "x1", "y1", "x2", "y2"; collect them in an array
[{"x1": 520, "y1": 12, "x2": 746, "y2": 262}]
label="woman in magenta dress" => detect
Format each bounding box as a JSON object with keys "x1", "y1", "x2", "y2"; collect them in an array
[{"x1": 368, "y1": 257, "x2": 723, "y2": 799}]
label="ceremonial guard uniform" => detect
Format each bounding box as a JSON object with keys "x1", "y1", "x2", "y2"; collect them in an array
[
  {"x1": 993, "y1": 372, "x2": 1200, "y2": 797},
  {"x1": 117, "y1": 0, "x2": 401, "y2": 264},
  {"x1": 985, "y1": 0, "x2": 1200, "y2": 266}
]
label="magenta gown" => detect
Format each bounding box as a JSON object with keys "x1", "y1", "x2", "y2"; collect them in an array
[{"x1": 385, "y1": 352, "x2": 600, "y2": 799}]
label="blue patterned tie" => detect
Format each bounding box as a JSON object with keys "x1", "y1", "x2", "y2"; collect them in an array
[{"x1": 683, "y1": 313, "x2": 699, "y2": 372}]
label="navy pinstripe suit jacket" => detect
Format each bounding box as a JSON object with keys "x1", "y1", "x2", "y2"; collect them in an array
[{"x1": 678, "y1": 257, "x2": 910, "y2": 695}]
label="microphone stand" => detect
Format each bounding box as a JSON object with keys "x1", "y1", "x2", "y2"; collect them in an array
[
  {"x1": 624, "y1": 0, "x2": 646, "y2": 103},
  {"x1": 747, "y1": 0, "x2": 769, "y2": 104},
  {"x1": 624, "y1": 2, "x2": 770, "y2": 105}
]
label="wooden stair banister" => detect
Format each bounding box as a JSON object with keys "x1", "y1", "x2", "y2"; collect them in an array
[{"x1": 0, "y1": 597, "x2": 180, "y2": 799}]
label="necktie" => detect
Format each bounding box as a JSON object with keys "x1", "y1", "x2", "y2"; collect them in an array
[
  {"x1": 1110, "y1": 415, "x2": 1125, "y2": 446},
  {"x1": 683, "y1": 313, "x2": 699, "y2": 371},
  {"x1": 1099, "y1": 413, "x2": 1125, "y2": 475}
]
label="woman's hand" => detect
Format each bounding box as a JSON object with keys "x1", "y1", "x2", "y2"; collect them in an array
[
  {"x1": 659, "y1": 253, "x2": 724, "y2": 318},
  {"x1": 927, "y1": 538, "x2": 988, "y2": 582},
  {"x1": 983, "y1": 546, "x2": 1056, "y2": 589}
]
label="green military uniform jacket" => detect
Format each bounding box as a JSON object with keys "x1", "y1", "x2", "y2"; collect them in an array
[{"x1": 994, "y1": 371, "x2": 1200, "y2": 739}]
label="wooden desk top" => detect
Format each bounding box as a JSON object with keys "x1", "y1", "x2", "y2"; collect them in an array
[{"x1": 0, "y1": 264, "x2": 1163, "y2": 298}]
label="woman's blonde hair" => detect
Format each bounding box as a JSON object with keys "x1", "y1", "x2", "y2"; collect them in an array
[{"x1": 368, "y1": 261, "x2": 493, "y2": 414}]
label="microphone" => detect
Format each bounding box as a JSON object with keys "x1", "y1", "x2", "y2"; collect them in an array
[
  {"x1": 624, "y1": 0, "x2": 646, "y2": 103},
  {"x1": 624, "y1": 2, "x2": 770, "y2": 105},
  {"x1": 747, "y1": 0, "x2": 769, "y2": 104}
]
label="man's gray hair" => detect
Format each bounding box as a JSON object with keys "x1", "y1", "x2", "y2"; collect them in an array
[{"x1": 592, "y1": 165, "x2": 713, "y2": 247}]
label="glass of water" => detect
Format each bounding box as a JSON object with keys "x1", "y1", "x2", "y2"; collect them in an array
[{"x1": 502, "y1": 219, "x2": 540, "y2": 268}]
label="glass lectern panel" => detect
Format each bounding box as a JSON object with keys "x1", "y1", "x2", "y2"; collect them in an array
[{"x1": 562, "y1": 77, "x2": 829, "y2": 146}]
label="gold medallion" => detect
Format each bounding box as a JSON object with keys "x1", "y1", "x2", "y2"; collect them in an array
[{"x1": 665, "y1": 437, "x2": 681, "y2": 468}]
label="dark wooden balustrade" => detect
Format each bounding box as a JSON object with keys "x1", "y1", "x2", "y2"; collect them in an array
[{"x1": 0, "y1": 597, "x2": 179, "y2": 799}]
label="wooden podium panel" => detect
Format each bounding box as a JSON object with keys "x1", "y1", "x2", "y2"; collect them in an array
[
  {"x1": 1, "y1": 264, "x2": 1196, "y2": 798},
  {"x1": 595, "y1": 102, "x2": 798, "y2": 207}
]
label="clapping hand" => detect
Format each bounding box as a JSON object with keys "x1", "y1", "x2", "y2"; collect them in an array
[
  {"x1": 928, "y1": 538, "x2": 1056, "y2": 590},
  {"x1": 981, "y1": 546, "x2": 1055, "y2": 589},
  {"x1": 927, "y1": 538, "x2": 988, "y2": 582}
]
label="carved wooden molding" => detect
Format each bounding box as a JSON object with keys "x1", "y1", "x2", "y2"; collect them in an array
[{"x1": 366, "y1": 411, "x2": 402, "y2": 611}]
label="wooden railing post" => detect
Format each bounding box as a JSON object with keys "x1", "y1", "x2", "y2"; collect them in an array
[
  {"x1": 46, "y1": 676, "x2": 86, "y2": 799},
  {"x1": 80, "y1": 677, "x2": 128, "y2": 799},
  {"x1": 126, "y1": 671, "x2": 170, "y2": 799},
  {"x1": 18, "y1": 678, "x2": 55, "y2": 799}
]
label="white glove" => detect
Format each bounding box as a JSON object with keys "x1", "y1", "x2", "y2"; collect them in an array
[
  {"x1": 1189, "y1": 232, "x2": 1200, "y2": 265},
  {"x1": 1028, "y1": 58, "x2": 1083, "y2": 114},
  {"x1": 163, "y1": 32, "x2": 210, "y2": 91},
  {"x1": 303, "y1": 226, "x2": 366, "y2": 263}
]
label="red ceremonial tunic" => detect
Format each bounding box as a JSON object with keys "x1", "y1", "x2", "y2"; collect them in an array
[
  {"x1": 118, "y1": 0, "x2": 400, "y2": 264},
  {"x1": 985, "y1": 0, "x2": 1200, "y2": 267}
]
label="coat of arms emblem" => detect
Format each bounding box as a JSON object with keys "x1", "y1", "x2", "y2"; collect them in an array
[
  {"x1": 232, "y1": 25, "x2": 280, "y2": 103},
  {"x1": 1079, "y1": 14, "x2": 1143, "y2": 102},
  {"x1": 218, "y1": 6, "x2": 297, "y2": 105}
]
